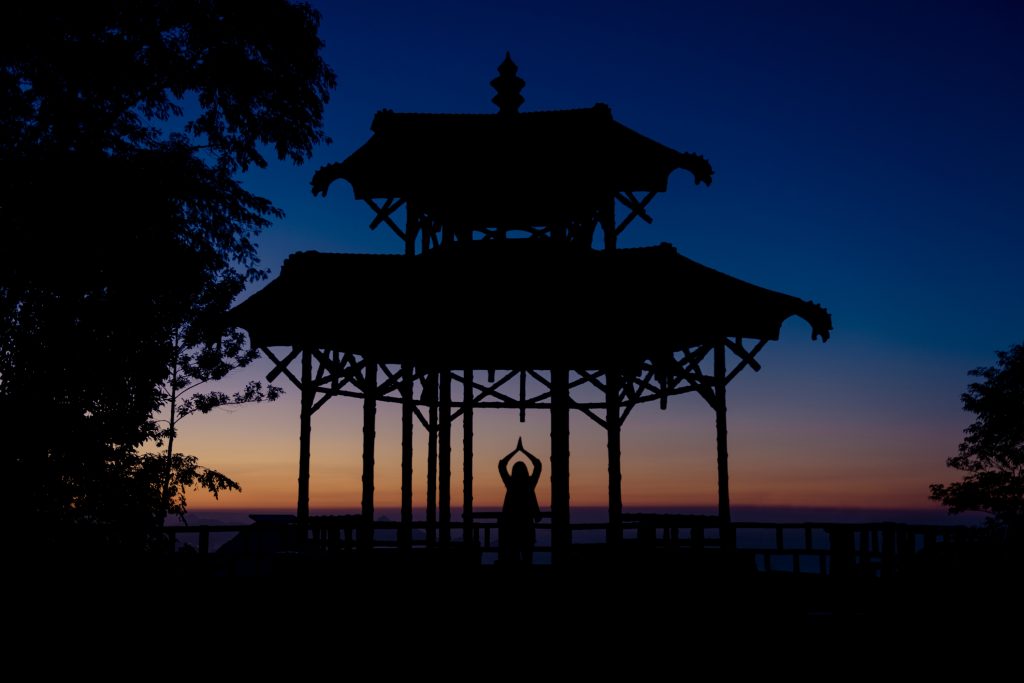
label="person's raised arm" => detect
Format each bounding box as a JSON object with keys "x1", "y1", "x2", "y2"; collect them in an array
[
  {"x1": 522, "y1": 447, "x2": 542, "y2": 486},
  {"x1": 498, "y1": 449, "x2": 515, "y2": 486}
]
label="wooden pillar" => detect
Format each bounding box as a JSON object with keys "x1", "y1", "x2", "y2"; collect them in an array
[
  {"x1": 425, "y1": 371, "x2": 438, "y2": 547},
  {"x1": 714, "y1": 343, "x2": 734, "y2": 549},
  {"x1": 297, "y1": 348, "x2": 313, "y2": 542},
  {"x1": 439, "y1": 370, "x2": 452, "y2": 546},
  {"x1": 550, "y1": 366, "x2": 571, "y2": 558},
  {"x1": 462, "y1": 369, "x2": 474, "y2": 544},
  {"x1": 361, "y1": 358, "x2": 377, "y2": 549},
  {"x1": 606, "y1": 368, "x2": 622, "y2": 544},
  {"x1": 400, "y1": 362, "x2": 414, "y2": 551}
]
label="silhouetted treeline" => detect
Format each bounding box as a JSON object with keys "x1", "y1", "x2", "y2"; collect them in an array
[
  {"x1": 0, "y1": 1, "x2": 335, "y2": 554},
  {"x1": 931, "y1": 342, "x2": 1024, "y2": 540}
]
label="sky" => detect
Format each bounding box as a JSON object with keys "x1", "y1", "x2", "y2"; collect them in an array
[{"x1": 176, "y1": 1, "x2": 1023, "y2": 517}]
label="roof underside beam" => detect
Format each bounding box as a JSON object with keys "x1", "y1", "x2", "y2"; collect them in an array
[
  {"x1": 258, "y1": 337, "x2": 771, "y2": 424},
  {"x1": 615, "y1": 191, "x2": 657, "y2": 235}
]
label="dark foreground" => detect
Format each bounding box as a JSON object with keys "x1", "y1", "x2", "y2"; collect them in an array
[
  {"x1": 11, "y1": 550, "x2": 1021, "y2": 671},
  {"x1": 18, "y1": 541, "x2": 1021, "y2": 630}
]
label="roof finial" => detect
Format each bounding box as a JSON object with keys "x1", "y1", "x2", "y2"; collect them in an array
[{"x1": 490, "y1": 52, "x2": 525, "y2": 114}]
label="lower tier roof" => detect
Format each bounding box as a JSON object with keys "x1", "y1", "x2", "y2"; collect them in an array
[{"x1": 230, "y1": 241, "x2": 831, "y2": 369}]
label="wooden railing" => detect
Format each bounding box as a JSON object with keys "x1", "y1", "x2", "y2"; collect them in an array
[{"x1": 162, "y1": 512, "x2": 978, "y2": 577}]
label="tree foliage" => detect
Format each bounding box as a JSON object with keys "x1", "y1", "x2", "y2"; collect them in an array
[
  {"x1": 153, "y1": 303, "x2": 283, "y2": 525},
  {"x1": 0, "y1": 1, "x2": 335, "y2": 549},
  {"x1": 930, "y1": 343, "x2": 1024, "y2": 533}
]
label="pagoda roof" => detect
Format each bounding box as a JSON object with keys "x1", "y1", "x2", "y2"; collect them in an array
[
  {"x1": 311, "y1": 105, "x2": 712, "y2": 228},
  {"x1": 230, "y1": 241, "x2": 830, "y2": 369}
]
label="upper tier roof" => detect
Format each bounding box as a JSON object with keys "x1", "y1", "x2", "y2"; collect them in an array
[{"x1": 312, "y1": 106, "x2": 712, "y2": 229}]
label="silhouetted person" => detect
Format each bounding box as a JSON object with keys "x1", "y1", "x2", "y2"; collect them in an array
[{"x1": 498, "y1": 438, "x2": 542, "y2": 565}]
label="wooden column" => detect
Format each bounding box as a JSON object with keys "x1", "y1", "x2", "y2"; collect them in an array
[
  {"x1": 297, "y1": 348, "x2": 313, "y2": 541},
  {"x1": 606, "y1": 368, "x2": 622, "y2": 544},
  {"x1": 462, "y1": 369, "x2": 474, "y2": 544},
  {"x1": 400, "y1": 362, "x2": 414, "y2": 551},
  {"x1": 425, "y1": 371, "x2": 438, "y2": 547},
  {"x1": 361, "y1": 358, "x2": 377, "y2": 549},
  {"x1": 550, "y1": 366, "x2": 571, "y2": 558},
  {"x1": 439, "y1": 370, "x2": 452, "y2": 546},
  {"x1": 714, "y1": 343, "x2": 734, "y2": 550}
]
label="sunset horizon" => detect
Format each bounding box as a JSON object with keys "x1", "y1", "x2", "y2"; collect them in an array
[
  {"x1": 5, "y1": 1, "x2": 1019, "y2": 603},
  {"x1": 154, "y1": 2, "x2": 1021, "y2": 526}
]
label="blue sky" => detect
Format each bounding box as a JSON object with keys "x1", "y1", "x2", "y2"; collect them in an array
[{"x1": 178, "y1": 1, "x2": 1023, "y2": 513}]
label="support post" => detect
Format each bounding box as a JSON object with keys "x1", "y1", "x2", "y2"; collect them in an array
[
  {"x1": 463, "y1": 369, "x2": 475, "y2": 545},
  {"x1": 606, "y1": 368, "x2": 622, "y2": 544},
  {"x1": 400, "y1": 362, "x2": 414, "y2": 551},
  {"x1": 361, "y1": 358, "x2": 378, "y2": 549},
  {"x1": 550, "y1": 366, "x2": 571, "y2": 559},
  {"x1": 297, "y1": 348, "x2": 313, "y2": 544},
  {"x1": 714, "y1": 343, "x2": 734, "y2": 550},
  {"x1": 425, "y1": 371, "x2": 438, "y2": 547},
  {"x1": 439, "y1": 369, "x2": 452, "y2": 546}
]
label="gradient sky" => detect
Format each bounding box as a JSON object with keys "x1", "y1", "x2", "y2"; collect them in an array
[{"x1": 175, "y1": 1, "x2": 1023, "y2": 515}]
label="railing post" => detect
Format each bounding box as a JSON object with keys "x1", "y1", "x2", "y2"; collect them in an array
[
  {"x1": 828, "y1": 525, "x2": 856, "y2": 578},
  {"x1": 881, "y1": 523, "x2": 897, "y2": 578}
]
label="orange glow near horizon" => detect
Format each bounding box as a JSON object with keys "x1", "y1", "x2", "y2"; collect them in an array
[{"x1": 176, "y1": 359, "x2": 963, "y2": 515}]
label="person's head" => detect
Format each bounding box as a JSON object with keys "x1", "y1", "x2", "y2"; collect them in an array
[{"x1": 511, "y1": 460, "x2": 529, "y2": 483}]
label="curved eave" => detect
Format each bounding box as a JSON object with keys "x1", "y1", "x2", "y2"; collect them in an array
[{"x1": 310, "y1": 108, "x2": 713, "y2": 202}]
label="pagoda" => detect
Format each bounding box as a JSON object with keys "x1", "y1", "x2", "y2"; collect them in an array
[{"x1": 231, "y1": 55, "x2": 832, "y2": 558}]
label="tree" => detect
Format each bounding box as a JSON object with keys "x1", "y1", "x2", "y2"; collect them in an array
[
  {"x1": 0, "y1": 1, "x2": 335, "y2": 549},
  {"x1": 149, "y1": 289, "x2": 283, "y2": 525},
  {"x1": 930, "y1": 343, "x2": 1024, "y2": 536}
]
